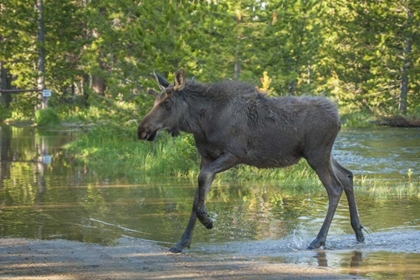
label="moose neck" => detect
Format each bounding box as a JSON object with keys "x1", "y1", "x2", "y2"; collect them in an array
[
  {"x1": 176, "y1": 81, "x2": 261, "y2": 138},
  {"x1": 176, "y1": 82, "x2": 223, "y2": 137}
]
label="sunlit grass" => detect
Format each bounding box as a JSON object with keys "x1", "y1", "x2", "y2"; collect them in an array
[
  {"x1": 65, "y1": 125, "x2": 419, "y2": 195},
  {"x1": 65, "y1": 126, "x2": 321, "y2": 186},
  {"x1": 339, "y1": 107, "x2": 376, "y2": 128},
  {"x1": 354, "y1": 174, "x2": 420, "y2": 197}
]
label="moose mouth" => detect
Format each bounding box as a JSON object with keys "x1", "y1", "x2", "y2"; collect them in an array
[
  {"x1": 169, "y1": 128, "x2": 180, "y2": 137},
  {"x1": 138, "y1": 128, "x2": 179, "y2": 141},
  {"x1": 147, "y1": 130, "x2": 158, "y2": 141},
  {"x1": 138, "y1": 129, "x2": 158, "y2": 141}
]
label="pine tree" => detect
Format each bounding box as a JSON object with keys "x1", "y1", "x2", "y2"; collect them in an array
[{"x1": 323, "y1": 0, "x2": 420, "y2": 114}]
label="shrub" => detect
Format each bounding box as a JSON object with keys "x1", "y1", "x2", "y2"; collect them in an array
[
  {"x1": 35, "y1": 108, "x2": 60, "y2": 126},
  {"x1": 0, "y1": 102, "x2": 11, "y2": 121}
]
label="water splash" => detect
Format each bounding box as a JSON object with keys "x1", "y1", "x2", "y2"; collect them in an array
[{"x1": 362, "y1": 226, "x2": 373, "y2": 236}]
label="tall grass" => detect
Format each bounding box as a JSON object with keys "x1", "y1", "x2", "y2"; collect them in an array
[
  {"x1": 354, "y1": 174, "x2": 420, "y2": 197},
  {"x1": 65, "y1": 125, "x2": 321, "y2": 185},
  {"x1": 65, "y1": 126, "x2": 200, "y2": 179},
  {"x1": 35, "y1": 108, "x2": 60, "y2": 126},
  {"x1": 65, "y1": 125, "x2": 419, "y2": 193},
  {"x1": 339, "y1": 108, "x2": 375, "y2": 127}
]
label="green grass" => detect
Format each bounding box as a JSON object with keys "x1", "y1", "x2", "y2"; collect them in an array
[
  {"x1": 354, "y1": 174, "x2": 420, "y2": 197},
  {"x1": 65, "y1": 124, "x2": 420, "y2": 197},
  {"x1": 62, "y1": 122, "x2": 420, "y2": 203},
  {"x1": 339, "y1": 108, "x2": 376, "y2": 128},
  {"x1": 35, "y1": 108, "x2": 60, "y2": 126},
  {"x1": 65, "y1": 126, "x2": 200, "y2": 179},
  {"x1": 65, "y1": 125, "x2": 322, "y2": 185}
]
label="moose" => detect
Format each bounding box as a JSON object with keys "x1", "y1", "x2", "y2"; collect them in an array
[{"x1": 137, "y1": 69, "x2": 365, "y2": 253}]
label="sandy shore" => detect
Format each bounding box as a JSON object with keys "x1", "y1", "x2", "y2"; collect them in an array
[{"x1": 0, "y1": 237, "x2": 363, "y2": 280}]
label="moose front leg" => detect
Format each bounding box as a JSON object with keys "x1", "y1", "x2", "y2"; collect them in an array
[
  {"x1": 169, "y1": 157, "x2": 210, "y2": 253},
  {"x1": 195, "y1": 153, "x2": 238, "y2": 229},
  {"x1": 169, "y1": 191, "x2": 198, "y2": 253},
  {"x1": 169, "y1": 154, "x2": 238, "y2": 253},
  {"x1": 195, "y1": 170, "x2": 215, "y2": 229}
]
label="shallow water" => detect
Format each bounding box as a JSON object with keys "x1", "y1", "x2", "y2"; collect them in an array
[{"x1": 0, "y1": 125, "x2": 419, "y2": 278}]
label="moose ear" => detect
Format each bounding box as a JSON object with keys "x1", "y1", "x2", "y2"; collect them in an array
[
  {"x1": 174, "y1": 69, "x2": 185, "y2": 91},
  {"x1": 153, "y1": 70, "x2": 170, "y2": 90},
  {"x1": 147, "y1": 88, "x2": 159, "y2": 97}
]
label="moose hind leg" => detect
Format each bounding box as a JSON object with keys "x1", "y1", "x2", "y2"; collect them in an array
[
  {"x1": 307, "y1": 156, "x2": 344, "y2": 249},
  {"x1": 332, "y1": 158, "x2": 364, "y2": 243}
]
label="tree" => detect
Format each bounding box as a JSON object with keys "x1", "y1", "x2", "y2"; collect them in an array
[
  {"x1": 1, "y1": 0, "x2": 419, "y2": 120},
  {"x1": 323, "y1": 0, "x2": 420, "y2": 115},
  {"x1": 261, "y1": 0, "x2": 326, "y2": 96}
]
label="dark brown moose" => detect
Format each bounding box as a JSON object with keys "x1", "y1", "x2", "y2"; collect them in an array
[{"x1": 138, "y1": 69, "x2": 365, "y2": 253}]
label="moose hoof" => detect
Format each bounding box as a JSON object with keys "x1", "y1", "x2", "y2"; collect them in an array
[
  {"x1": 356, "y1": 231, "x2": 365, "y2": 243},
  {"x1": 169, "y1": 246, "x2": 183, "y2": 253},
  {"x1": 199, "y1": 218, "x2": 213, "y2": 229},
  {"x1": 308, "y1": 238, "x2": 325, "y2": 250},
  {"x1": 204, "y1": 220, "x2": 213, "y2": 229},
  {"x1": 169, "y1": 238, "x2": 191, "y2": 253}
]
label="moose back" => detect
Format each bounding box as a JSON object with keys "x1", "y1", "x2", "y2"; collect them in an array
[{"x1": 137, "y1": 69, "x2": 364, "y2": 253}]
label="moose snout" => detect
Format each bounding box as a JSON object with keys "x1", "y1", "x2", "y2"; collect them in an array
[
  {"x1": 137, "y1": 125, "x2": 149, "y2": 140},
  {"x1": 137, "y1": 126, "x2": 158, "y2": 141},
  {"x1": 137, "y1": 128, "x2": 148, "y2": 140}
]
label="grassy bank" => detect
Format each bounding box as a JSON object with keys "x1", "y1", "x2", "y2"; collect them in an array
[
  {"x1": 62, "y1": 101, "x2": 420, "y2": 185},
  {"x1": 65, "y1": 123, "x2": 323, "y2": 185},
  {"x1": 65, "y1": 123, "x2": 420, "y2": 192},
  {"x1": 4, "y1": 94, "x2": 415, "y2": 186}
]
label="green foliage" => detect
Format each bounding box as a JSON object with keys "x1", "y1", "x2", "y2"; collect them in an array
[
  {"x1": 220, "y1": 160, "x2": 320, "y2": 186},
  {"x1": 65, "y1": 126, "x2": 200, "y2": 179},
  {"x1": 35, "y1": 108, "x2": 60, "y2": 126},
  {"x1": 65, "y1": 124, "x2": 323, "y2": 185},
  {"x1": 0, "y1": 102, "x2": 11, "y2": 121},
  {"x1": 322, "y1": 1, "x2": 420, "y2": 115},
  {"x1": 7, "y1": 93, "x2": 38, "y2": 122},
  {"x1": 1, "y1": 0, "x2": 420, "y2": 122},
  {"x1": 339, "y1": 108, "x2": 376, "y2": 128}
]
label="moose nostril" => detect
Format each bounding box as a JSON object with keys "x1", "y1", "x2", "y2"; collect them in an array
[{"x1": 137, "y1": 129, "x2": 147, "y2": 140}]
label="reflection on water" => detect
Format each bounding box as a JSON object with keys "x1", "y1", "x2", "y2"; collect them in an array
[
  {"x1": 0, "y1": 125, "x2": 419, "y2": 279},
  {"x1": 334, "y1": 127, "x2": 420, "y2": 178},
  {"x1": 272, "y1": 249, "x2": 420, "y2": 279}
]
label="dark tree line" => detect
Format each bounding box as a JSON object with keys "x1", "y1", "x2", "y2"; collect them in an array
[{"x1": 1, "y1": 0, "x2": 419, "y2": 118}]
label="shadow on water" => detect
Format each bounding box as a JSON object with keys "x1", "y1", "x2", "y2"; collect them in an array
[{"x1": 0, "y1": 125, "x2": 420, "y2": 279}]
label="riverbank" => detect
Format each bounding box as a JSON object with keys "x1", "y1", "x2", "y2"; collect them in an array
[{"x1": 0, "y1": 237, "x2": 362, "y2": 280}]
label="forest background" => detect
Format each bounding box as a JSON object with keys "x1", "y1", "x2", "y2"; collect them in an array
[
  {"x1": 1, "y1": 0, "x2": 420, "y2": 180},
  {"x1": 1, "y1": 0, "x2": 420, "y2": 125}
]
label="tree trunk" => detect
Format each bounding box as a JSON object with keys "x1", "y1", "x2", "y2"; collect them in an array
[
  {"x1": 0, "y1": 62, "x2": 13, "y2": 107},
  {"x1": 399, "y1": 5, "x2": 413, "y2": 115},
  {"x1": 92, "y1": 73, "x2": 105, "y2": 95},
  {"x1": 37, "y1": 0, "x2": 46, "y2": 109},
  {"x1": 234, "y1": 60, "x2": 240, "y2": 80},
  {"x1": 399, "y1": 37, "x2": 410, "y2": 115}
]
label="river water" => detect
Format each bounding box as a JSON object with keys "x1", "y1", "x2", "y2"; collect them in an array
[{"x1": 0, "y1": 125, "x2": 419, "y2": 279}]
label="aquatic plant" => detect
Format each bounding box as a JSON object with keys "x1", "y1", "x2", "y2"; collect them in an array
[{"x1": 408, "y1": 168, "x2": 413, "y2": 182}]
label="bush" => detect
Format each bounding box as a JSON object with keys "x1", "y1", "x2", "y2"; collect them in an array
[
  {"x1": 35, "y1": 108, "x2": 60, "y2": 126},
  {"x1": 0, "y1": 102, "x2": 11, "y2": 121}
]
